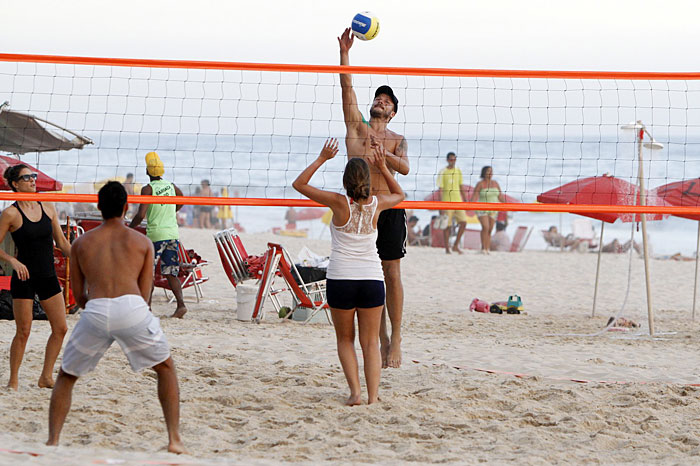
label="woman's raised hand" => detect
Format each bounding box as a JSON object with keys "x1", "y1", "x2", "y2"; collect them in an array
[{"x1": 319, "y1": 138, "x2": 339, "y2": 161}]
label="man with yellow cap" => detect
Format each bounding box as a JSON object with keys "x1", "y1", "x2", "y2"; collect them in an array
[{"x1": 129, "y1": 152, "x2": 187, "y2": 318}]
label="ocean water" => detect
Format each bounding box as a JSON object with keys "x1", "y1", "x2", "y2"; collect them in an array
[{"x1": 16, "y1": 131, "x2": 693, "y2": 256}]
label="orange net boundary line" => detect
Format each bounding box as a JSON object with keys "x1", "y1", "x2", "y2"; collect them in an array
[
  {"x1": 2, "y1": 193, "x2": 699, "y2": 216},
  {"x1": 1, "y1": 53, "x2": 700, "y2": 80}
]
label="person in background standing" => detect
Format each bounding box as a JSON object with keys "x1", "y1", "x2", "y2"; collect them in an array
[
  {"x1": 471, "y1": 166, "x2": 505, "y2": 254},
  {"x1": 437, "y1": 152, "x2": 468, "y2": 254},
  {"x1": 197, "y1": 180, "x2": 213, "y2": 229},
  {"x1": 129, "y1": 152, "x2": 187, "y2": 318}
]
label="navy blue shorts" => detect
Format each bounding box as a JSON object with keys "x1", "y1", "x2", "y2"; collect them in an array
[
  {"x1": 326, "y1": 279, "x2": 385, "y2": 310},
  {"x1": 11, "y1": 273, "x2": 62, "y2": 301}
]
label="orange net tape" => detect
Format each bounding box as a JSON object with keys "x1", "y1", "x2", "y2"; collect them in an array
[{"x1": 1, "y1": 193, "x2": 699, "y2": 216}]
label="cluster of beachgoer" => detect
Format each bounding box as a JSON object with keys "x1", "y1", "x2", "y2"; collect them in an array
[
  {"x1": 436, "y1": 154, "x2": 507, "y2": 254},
  {"x1": 0, "y1": 153, "x2": 187, "y2": 452},
  {"x1": 1, "y1": 28, "x2": 513, "y2": 453},
  {"x1": 0, "y1": 29, "x2": 410, "y2": 453}
]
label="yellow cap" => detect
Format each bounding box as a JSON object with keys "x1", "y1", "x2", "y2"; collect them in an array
[{"x1": 145, "y1": 151, "x2": 164, "y2": 177}]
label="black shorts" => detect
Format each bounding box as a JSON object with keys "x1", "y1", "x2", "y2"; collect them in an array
[
  {"x1": 11, "y1": 273, "x2": 62, "y2": 301},
  {"x1": 326, "y1": 279, "x2": 385, "y2": 310},
  {"x1": 376, "y1": 208, "x2": 407, "y2": 261}
]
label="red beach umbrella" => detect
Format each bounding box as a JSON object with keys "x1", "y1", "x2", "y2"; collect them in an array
[
  {"x1": 651, "y1": 178, "x2": 700, "y2": 221},
  {"x1": 0, "y1": 155, "x2": 62, "y2": 192},
  {"x1": 537, "y1": 174, "x2": 668, "y2": 223}
]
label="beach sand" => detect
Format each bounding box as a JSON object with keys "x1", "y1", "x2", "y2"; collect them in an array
[{"x1": 1, "y1": 227, "x2": 700, "y2": 464}]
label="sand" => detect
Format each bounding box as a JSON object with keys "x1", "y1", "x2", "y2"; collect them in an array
[{"x1": 1, "y1": 227, "x2": 700, "y2": 464}]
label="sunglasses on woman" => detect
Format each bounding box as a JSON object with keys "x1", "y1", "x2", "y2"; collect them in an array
[{"x1": 18, "y1": 173, "x2": 38, "y2": 182}]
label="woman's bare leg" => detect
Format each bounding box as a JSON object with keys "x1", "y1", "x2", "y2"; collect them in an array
[
  {"x1": 38, "y1": 293, "x2": 68, "y2": 388},
  {"x1": 330, "y1": 308, "x2": 361, "y2": 405},
  {"x1": 357, "y1": 305, "x2": 383, "y2": 404},
  {"x1": 484, "y1": 217, "x2": 496, "y2": 251},
  {"x1": 8, "y1": 299, "x2": 34, "y2": 390},
  {"x1": 478, "y1": 216, "x2": 490, "y2": 252}
]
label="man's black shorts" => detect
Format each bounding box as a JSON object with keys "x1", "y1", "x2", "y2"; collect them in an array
[{"x1": 376, "y1": 208, "x2": 407, "y2": 261}]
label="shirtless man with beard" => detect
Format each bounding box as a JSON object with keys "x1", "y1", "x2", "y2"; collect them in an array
[{"x1": 338, "y1": 28, "x2": 409, "y2": 368}]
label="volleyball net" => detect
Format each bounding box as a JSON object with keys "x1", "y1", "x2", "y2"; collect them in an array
[{"x1": 1, "y1": 53, "x2": 700, "y2": 219}]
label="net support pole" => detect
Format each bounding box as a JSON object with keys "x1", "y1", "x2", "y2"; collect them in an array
[
  {"x1": 637, "y1": 127, "x2": 655, "y2": 336},
  {"x1": 693, "y1": 222, "x2": 700, "y2": 320},
  {"x1": 592, "y1": 221, "x2": 605, "y2": 318}
]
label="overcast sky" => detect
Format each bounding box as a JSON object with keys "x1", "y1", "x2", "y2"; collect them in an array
[{"x1": 5, "y1": 0, "x2": 699, "y2": 71}]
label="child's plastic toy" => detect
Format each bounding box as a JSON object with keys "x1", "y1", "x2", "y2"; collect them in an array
[
  {"x1": 469, "y1": 298, "x2": 490, "y2": 313},
  {"x1": 490, "y1": 302, "x2": 507, "y2": 314},
  {"x1": 507, "y1": 295, "x2": 523, "y2": 314}
]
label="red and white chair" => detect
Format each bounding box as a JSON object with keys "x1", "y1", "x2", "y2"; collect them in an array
[
  {"x1": 251, "y1": 242, "x2": 329, "y2": 324},
  {"x1": 214, "y1": 229, "x2": 288, "y2": 315}
]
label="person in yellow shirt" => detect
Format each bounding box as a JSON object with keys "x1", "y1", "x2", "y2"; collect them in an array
[{"x1": 437, "y1": 152, "x2": 468, "y2": 254}]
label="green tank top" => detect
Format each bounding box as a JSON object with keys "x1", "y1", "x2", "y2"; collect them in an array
[
  {"x1": 146, "y1": 179, "x2": 179, "y2": 242},
  {"x1": 479, "y1": 186, "x2": 500, "y2": 203}
]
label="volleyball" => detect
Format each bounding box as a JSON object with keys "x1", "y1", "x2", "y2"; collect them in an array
[{"x1": 351, "y1": 11, "x2": 380, "y2": 41}]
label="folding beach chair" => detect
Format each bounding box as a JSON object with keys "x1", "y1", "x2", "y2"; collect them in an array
[
  {"x1": 251, "y1": 242, "x2": 329, "y2": 324},
  {"x1": 214, "y1": 228, "x2": 252, "y2": 287},
  {"x1": 213, "y1": 228, "x2": 272, "y2": 287},
  {"x1": 509, "y1": 226, "x2": 533, "y2": 252},
  {"x1": 571, "y1": 218, "x2": 599, "y2": 250},
  {"x1": 155, "y1": 241, "x2": 209, "y2": 303},
  {"x1": 213, "y1": 228, "x2": 288, "y2": 316}
]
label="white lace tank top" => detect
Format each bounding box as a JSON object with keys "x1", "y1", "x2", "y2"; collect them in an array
[{"x1": 326, "y1": 195, "x2": 384, "y2": 281}]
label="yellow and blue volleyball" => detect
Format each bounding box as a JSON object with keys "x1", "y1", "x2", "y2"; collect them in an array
[{"x1": 351, "y1": 11, "x2": 380, "y2": 41}]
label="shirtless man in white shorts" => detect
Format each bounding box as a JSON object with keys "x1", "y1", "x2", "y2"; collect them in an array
[{"x1": 46, "y1": 181, "x2": 185, "y2": 454}]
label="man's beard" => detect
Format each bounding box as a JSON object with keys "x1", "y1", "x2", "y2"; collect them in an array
[{"x1": 369, "y1": 106, "x2": 389, "y2": 119}]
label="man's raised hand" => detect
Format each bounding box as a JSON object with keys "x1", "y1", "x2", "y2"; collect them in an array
[
  {"x1": 370, "y1": 143, "x2": 388, "y2": 170},
  {"x1": 338, "y1": 27, "x2": 354, "y2": 53}
]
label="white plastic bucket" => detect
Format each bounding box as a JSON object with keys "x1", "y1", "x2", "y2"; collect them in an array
[{"x1": 236, "y1": 284, "x2": 258, "y2": 321}]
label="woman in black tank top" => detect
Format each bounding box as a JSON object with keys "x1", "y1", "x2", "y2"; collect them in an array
[{"x1": 0, "y1": 164, "x2": 71, "y2": 390}]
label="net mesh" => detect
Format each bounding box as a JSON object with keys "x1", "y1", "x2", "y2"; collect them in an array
[{"x1": 1, "y1": 55, "x2": 700, "y2": 218}]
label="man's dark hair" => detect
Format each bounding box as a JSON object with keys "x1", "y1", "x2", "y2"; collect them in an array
[
  {"x1": 409, "y1": 215, "x2": 419, "y2": 223},
  {"x1": 126, "y1": 172, "x2": 134, "y2": 179},
  {"x1": 375, "y1": 85, "x2": 398, "y2": 114},
  {"x1": 98, "y1": 181, "x2": 128, "y2": 220},
  {"x1": 496, "y1": 221, "x2": 506, "y2": 232},
  {"x1": 446, "y1": 152, "x2": 456, "y2": 160}
]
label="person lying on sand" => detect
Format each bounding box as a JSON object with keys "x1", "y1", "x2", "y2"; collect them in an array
[{"x1": 606, "y1": 316, "x2": 639, "y2": 328}]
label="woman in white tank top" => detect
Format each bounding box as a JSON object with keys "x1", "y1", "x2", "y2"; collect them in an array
[{"x1": 293, "y1": 138, "x2": 404, "y2": 405}]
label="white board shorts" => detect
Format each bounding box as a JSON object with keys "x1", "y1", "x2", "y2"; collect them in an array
[{"x1": 61, "y1": 294, "x2": 170, "y2": 377}]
